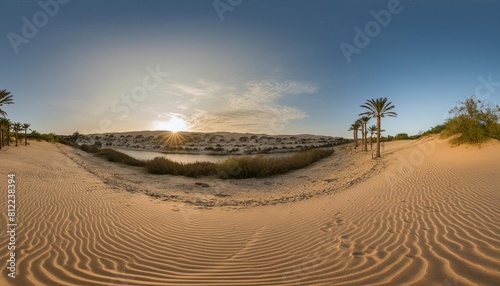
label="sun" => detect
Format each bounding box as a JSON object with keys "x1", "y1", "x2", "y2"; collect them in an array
[{"x1": 154, "y1": 116, "x2": 189, "y2": 132}]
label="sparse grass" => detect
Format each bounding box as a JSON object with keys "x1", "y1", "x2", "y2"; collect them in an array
[
  {"x1": 216, "y1": 148, "x2": 334, "y2": 179},
  {"x1": 80, "y1": 144, "x2": 100, "y2": 153},
  {"x1": 96, "y1": 148, "x2": 145, "y2": 167},
  {"x1": 144, "y1": 157, "x2": 217, "y2": 177},
  {"x1": 92, "y1": 147, "x2": 334, "y2": 179}
]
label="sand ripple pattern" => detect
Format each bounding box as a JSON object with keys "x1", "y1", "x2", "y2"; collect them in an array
[{"x1": 0, "y1": 139, "x2": 499, "y2": 285}]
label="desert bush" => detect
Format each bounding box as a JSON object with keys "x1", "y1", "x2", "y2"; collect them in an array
[
  {"x1": 216, "y1": 148, "x2": 334, "y2": 179},
  {"x1": 442, "y1": 96, "x2": 500, "y2": 144},
  {"x1": 98, "y1": 147, "x2": 334, "y2": 179},
  {"x1": 80, "y1": 144, "x2": 100, "y2": 153},
  {"x1": 96, "y1": 149, "x2": 145, "y2": 166},
  {"x1": 145, "y1": 157, "x2": 217, "y2": 177},
  {"x1": 421, "y1": 124, "x2": 446, "y2": 136},
  {"x1": 394, "y1": 133, "x2": 409, "y2": 140}
]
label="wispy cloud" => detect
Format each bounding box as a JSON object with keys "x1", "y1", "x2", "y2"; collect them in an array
[{"x1": 151, "y1": 78, "x2": 318, "y2": 134}]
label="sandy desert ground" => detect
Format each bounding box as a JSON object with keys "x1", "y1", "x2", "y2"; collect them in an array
[{"x1": 0, "y1": 137, "x2": 499, "y2": 285}]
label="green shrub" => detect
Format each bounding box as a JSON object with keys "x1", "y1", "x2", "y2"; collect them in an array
[
  {"x1": 96, "y1": 149, "x2": 145, "y2": 167},
  {"x1": 80, "y1": 144, "x2": 100, "y2": 153},
  {"x1": 145, "y1": 157, "x2": 217, "y2": 177},
  {"x1": 98, "y1": 147, "x2": 334, "y2": 179},
  {"x1": 442, "y1": 96, "x2": 500, "y2": 145},
  {"x1": 216, "y1": 148, "x2": 334, "y2": 179},
  {"x1": 421, "y1": 124, "x2": 446, "y2": 136}
]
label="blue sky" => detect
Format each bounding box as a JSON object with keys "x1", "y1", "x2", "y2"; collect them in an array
[{"x1": 1, "y1": 0, "x2": 499, "y2": 137}]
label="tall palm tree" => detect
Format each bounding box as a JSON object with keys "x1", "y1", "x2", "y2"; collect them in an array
[
  {"x1": 0, "y1": 89, "x2": 14, "y2": 118},
  {"x1": 4, "y1": 119, "x2": 11, "y2": 146},
  {"x1": 359, "y1": 116, "x2": 371, "y2": 151},
  {"x1": 22, "y1": 123, "x2": 31, "y2": 146},
  {"x1": 0, "y1": 118, "x2": 6, "y2": 149},
  {"x1": 348, "y1": 121, "x2": 361, "y2": 147},
  {"x1": 360, "y1": 97, "x2": 397, "y2": 158},
  {"x1": 12, "y1": 122, "x2": 21, "y2": 147},
  {"x1": 368, "y1": 125, "x2": 377, "y2": 150}
]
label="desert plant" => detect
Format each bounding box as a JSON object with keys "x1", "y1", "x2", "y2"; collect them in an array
[
  {"x1": 96, "y1": 149, "x2": 145, "y2": 166},
  {"x1": 0, "y1": 89, "x2": 14, "y2": 118},
  {"x1": 442, "y1": 96, "x2": 500, "y2": 144},
  {"x1": 12, "y1": 122, "x2": 21, "y2": 147},
  {"x1": 80, "y1": 144, "x2": 100, "y2": 153},
  {"x1": 368, "y1": 125, "x2": 377, "y2": 150},
  {"x1": 0, "y1": 118, "x2": 8, "y2": 149},
  {"x1": 22, "y1": 123, "x2": 30, "y2": 146},
  {"x1": 360, "y1": 97, "x2": 397, "y2": 157},
  {"x1": 348, "y1": 121, "x2": 361, "y2": 147},
  {"x1": 2, "y1": 118, "x2": 11, "y2": 146},
  {"x1": 216, "y1": 148, "x2": 334, "y2": 179},
  {"x1": 359, "y1": 116, "x2": 371, "y2": 151},
  {"x1": 395, "y1": 133, "x2": 409, "y2": 140},
  {"x1": 145, "y1": 157, "x2": 217, "y2": 177}
]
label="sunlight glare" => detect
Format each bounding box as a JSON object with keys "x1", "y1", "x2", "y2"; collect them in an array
[{"x1": 154, "y1": 116, "x2": 188, "y2": 132}]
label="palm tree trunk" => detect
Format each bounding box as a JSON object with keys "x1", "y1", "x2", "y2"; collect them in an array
[
  {"x1": 375, "y1": 116, "x2": 381, "y2": 157},
  {"x1": 361, "y1": 124, "x2": 364, "y2": 151},
  {"x1": 24, "y1": 129, "x2": 28, "y2": 146},
  {"x1": 370, "y1": 134, "x2": 373, "y2": 150},
  {"x1": 363, "y1": 124, "x2": 368, "y2": 151},
  {"x1": 15, "y1": 131, "x2": 18, "y2": 147}
]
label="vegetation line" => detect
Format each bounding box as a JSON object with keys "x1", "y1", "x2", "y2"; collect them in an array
[{"x1": 81, "y1": 145, "x2": 334, "y2": 179}]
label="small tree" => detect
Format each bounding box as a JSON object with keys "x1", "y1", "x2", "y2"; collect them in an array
[{"x1": 72, "y1": 131, "x2": 80, "y2": 141}]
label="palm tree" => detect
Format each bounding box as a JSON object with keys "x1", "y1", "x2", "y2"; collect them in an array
[
  {"x1": 0, "y1": 89, "x2": 14, "y2": 118},
  {"x1": 4, "y1": 118, "x2": 11, "y2": 146},
  {"x1": 360, "y1": 97, "x2": 397, "y2": 158},
  {"x1": 12, "y1": 122, "x2": 21, "y2": 147},
  {"x1": 368, "y1": 125, "x2": 377, "y2": 150},
  {"x1": 22, "y1": 123, "x2": 31, "y2": 146},
  {"x1": 359, "y1": 116, "x2": 371, "y2": 151},
  {"x1": 0, "y1": 118, "x2": 6, "y2": 149},
  {"x1": 348, "y1": 121, "x2": 361, "y2": 147}
]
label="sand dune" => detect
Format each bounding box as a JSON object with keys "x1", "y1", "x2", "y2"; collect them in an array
[{"x1": 0, "y1": 137, "x2": 499, "y2": 285}]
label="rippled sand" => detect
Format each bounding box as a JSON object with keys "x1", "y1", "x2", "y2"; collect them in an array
[{"x1": 0, "y1": 137, "x2": 499, "y2": 285}]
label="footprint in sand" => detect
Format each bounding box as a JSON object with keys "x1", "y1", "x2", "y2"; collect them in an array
[
  {"x1": 352, "y1": 251, "x2": 364, "y2": 257},
  {"x1": 320, "y1": 218, "x2": 346, "y2": 233},
  {"x1": 320, "y1": 222, "x2": 334, "y2": 232},
  {"x1": 338, "y1": 234, "x2": 351, "y2": 250},
  {"x1": 339, "y1": 243, "x2": 350, "y2": 250}
]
